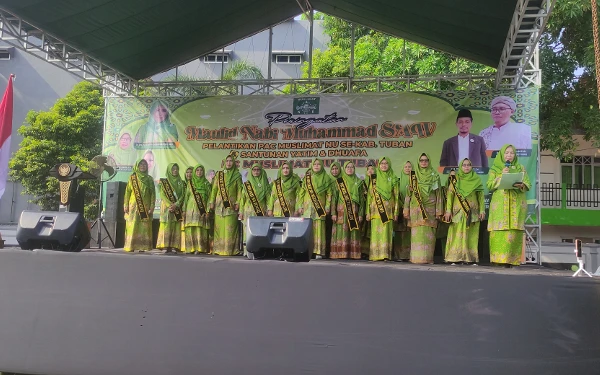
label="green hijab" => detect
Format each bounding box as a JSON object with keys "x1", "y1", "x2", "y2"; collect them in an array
[
  {"x1": 341, "y1": 161, "x2": 362, "y2": 204},
  {"x1": 222, "y1": 156, "x2": 242, "y2": 187},
  {"x1": 191, "y1": 164, "x2": 212, "y2": 197},
  {"x1": 414, "y1": 153, "x2": 440, "y2": 196},
  {"x1": 365, "y1": 161, "x2": 376, "y2": 189},
  {"x1": 247, "y1": 163, "x2": 270, "y2": 202},
  {"x1": 398, "y1": 161, "x2": 412, "y2": 197},
  {"x1": 185, "y1": 166, "x2": 193, "y2": 182},
  {"x1": 277, "y1": 161, "x2": 301, "y2": 192},
  {"x1": 491, "y1": 144, "x2": 521, "y2": 174},
  {"x1": 329, "y1": 162, "x2": 342, "y2": 180},
  {"x1": 374, "y1": 156, "x2": 396, "y2": 200},
  {"x1": 165, "y1": 163, "x2": 185, "y2": 198},
  {"x1": 305, "y1": 158, "x2": 331, "y2": 194},
  {"x1": 456, "y1": 158, "x2": 484, "y2": 197},
  {"x1": 132, "y1": 159, "x2": 154, "y2": 189}
]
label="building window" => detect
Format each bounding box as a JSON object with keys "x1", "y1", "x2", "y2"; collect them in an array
[
  {"x1": 203, "y1": 53, "x2": 229, "y2": 63},
  {"x1": 272, "y1": 54, "x2": 303, "y2": 64},
  {"x1": 560, "y1": 156, "x2": 600, "y2": 187},
  {"x1": 0, "y1": 48, "x2": 13, "y2": 60}
]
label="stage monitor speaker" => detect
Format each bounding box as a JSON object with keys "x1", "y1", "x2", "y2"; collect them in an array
[
  {"x1": 95, "y1": 181, "x2": 126, "y2": 248},
  {"x1": 246, "y1": 217, "x2": 313, "y2": 261},
  {"x1": 104, "y1": 181, "x2": 126, "y2": 222},
  {"x1": 16, "y1": 211, "x2": 91, "y2": 252}
]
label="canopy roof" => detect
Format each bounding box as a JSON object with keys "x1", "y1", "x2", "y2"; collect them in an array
[{"x1": 0, "y1": 0, "x2": 527, "y2": 80}]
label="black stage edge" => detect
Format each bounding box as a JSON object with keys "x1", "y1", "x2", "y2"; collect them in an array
[{"x1": 0, "y1": 250, "x2": 599, "y2": 375}]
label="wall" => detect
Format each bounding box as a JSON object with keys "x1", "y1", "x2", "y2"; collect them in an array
[
  {"x1": 539, "y1": 135, "x2": 598, "y2": 184},
  {"x1": 0, "y1": 44, "x2": 80, "y2": 223},
  {"x1": 155, "y1": 20, "x2": 329, "y2": 81}
]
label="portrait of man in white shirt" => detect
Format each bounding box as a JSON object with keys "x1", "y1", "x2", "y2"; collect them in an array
[{"x1": 479, "y1": 96, "x2": 532, "y2": 151}]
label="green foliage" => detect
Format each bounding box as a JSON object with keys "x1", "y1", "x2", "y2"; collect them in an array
[
  {"x1": 539, "y1": 0, "x2": 600, "y2": 158},
  {"x1": 9, "y1": 81, "x2": 103, "y2": 220},
  {"x1": 300, "y1": 14, "x2": 494, "y2": 92}
]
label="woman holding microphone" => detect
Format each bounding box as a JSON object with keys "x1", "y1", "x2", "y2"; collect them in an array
[{"x1": 487, "y1": 144, "x2": 530, "y2": 266}]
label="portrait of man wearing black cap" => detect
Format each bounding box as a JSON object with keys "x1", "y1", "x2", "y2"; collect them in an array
[{"x1": 439, "y1": 109, "x2": 488, "y2": 168}]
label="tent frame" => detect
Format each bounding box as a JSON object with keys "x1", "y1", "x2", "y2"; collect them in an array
[{"x1": 0, "y1": 3, "x2": 545, "y2": 264}]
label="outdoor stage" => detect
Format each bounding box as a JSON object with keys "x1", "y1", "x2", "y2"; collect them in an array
[{"x1": 0, "y1": 248, "x2": 599, "y2": 375}]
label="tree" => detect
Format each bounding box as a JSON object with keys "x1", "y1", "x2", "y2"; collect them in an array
[
  {"x1": 539, "y1": 0, "x2": 600, "y2": 158},
  {"x1": 9, "y1": 81, "x2": 103, "y2": 220},
  {"x1": 302, "y1": 13, "x2": 494, "y2": 91}
]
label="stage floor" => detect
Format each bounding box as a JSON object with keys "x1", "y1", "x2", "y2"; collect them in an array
[
  {"x1": 4, "y1": 245, "x2": 576, "y2": 277},
  {"x1": 0, "y1": 247, "x2": 598, "y2": 375}
]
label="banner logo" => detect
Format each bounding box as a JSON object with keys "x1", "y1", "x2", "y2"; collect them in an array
[{"x1": 293, "y1": 97, "x2": 320, "y2": 115}]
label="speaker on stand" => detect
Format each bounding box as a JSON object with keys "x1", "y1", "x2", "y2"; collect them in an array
[{"x1": 88, "y1": 155, "x2": 118, "y2": 248}]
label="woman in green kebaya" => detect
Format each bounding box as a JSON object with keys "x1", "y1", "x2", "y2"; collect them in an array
[
  {"x1": 487, "y1": 144, "x2": 530, "y2": 266},
  {"x1": 443, "y1": 158, "x2": 485, "y2": 264},
  {"x1": 182, "y1": 164, "x2": 212, "y2": 254},
  {"x1": 156, "y1": 163, "x2": 185, "y2": 253},
  {"x1": 297, "y1": 158, "x2": 333, "y2": 259},
  {"x1": 366, "y1": 157, "x2": 400, "y2": 261},
  {"x1": 123, "y1": 159, "x2": 155, "y2": 252},
  {"x1": 209, "y1": 154, "x2": 243, "y2": 256}
]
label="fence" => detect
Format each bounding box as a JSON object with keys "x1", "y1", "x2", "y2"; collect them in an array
[{"x1": 541, "y1": 183, "x2": 600, "y2": 209}]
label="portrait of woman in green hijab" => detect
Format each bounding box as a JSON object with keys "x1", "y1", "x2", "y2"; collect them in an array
[
  {"x1": 182, "y1": 164, "x2": 213, "y2": 254},
  {"x1": 123, "y1": 159, "x2": 156, "y2": 252},
  {"x1": 366, "y1": 157, "x2": 400, "y2": 261},
  {"x1": 134, "y1": 102, "x2": 179, "y2": 149},
  {"x1": 267, "y1": 161, "x2": 301, "y2": 218},
  {"x1": 297, "y1": 158, "x2": 334, "y2": 259},
  {"x1": 487, "y1": 144, "x2": 530, "y2": 266},
  {"x1": 403, "y1": 153, "x2": 443, "y2": 264},
  {"x1": 238, "y1": 163, "x2": 271, "y2": 257},
  {"x1": 107, "y1": 128, "x2": 136, "y2": 167},
  {"x1": 156, "y1": 163, "x2": 186, "y2": 253},
  {"x1": 209, "y1": 154, "x2": 243, "y2": 256},
  {"x1": 443, "y1": 158, "x2": 485, "y2": 264},
  {"x1": 330, "y1": 161, "x2": 365, "y2": 260}
]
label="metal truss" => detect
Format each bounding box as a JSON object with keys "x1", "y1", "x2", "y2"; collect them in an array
[
  {"x1": 0, "y1": 7, "x2": 138, "y2": 94},
  {"x1": 115, "y1": 73, "x2": 497, "y2": 97},
  {"x1": 524, "y1": 137, "x2": 543, "y2": 265},
  {"x1": 496, "y1": 0, "x2": 555, "y2": 90}
]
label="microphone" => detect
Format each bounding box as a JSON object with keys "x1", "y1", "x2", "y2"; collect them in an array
[{"x1": 505, "y1": 160, "x2": 510, "y2": 169}]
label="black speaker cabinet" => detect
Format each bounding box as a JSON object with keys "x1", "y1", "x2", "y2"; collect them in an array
[
  {"x1": 104, "y1": 181, "x2": 126, "y2": 222},
  {"x1": 246, "y1": 217, "x2": 313, "y2": 261},
  {"x1": 16, "y1": 211, "x2": 91, "y2": 252},
  {"x1": 94, "y1": 181, "x2": 126, "y2": 248}
]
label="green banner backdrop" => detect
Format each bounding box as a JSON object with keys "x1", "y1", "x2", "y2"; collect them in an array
[{"x1": 103, "y1": 89, "x2": 539, "y2": 215}]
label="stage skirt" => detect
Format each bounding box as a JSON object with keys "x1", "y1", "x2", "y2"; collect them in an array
[
  {"x1": 410, "y1": 226, "x2": 436, "y2": 264},
  {"x1": 213, "y1": 214, "x2": 240, "y2": 256},
  {"x1": 369, "y1": 218, "x2": 393, "y2": 261},
  {"x1": 445, "y1": 221, "x2": 480, "y2": 263},
  {"x1": 490, "y1": 230, "x2": 523, "y2": 266}
]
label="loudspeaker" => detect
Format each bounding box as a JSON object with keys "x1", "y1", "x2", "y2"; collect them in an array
[
  {"x1": 104, "y1": 181, "x2": 126, "y2": 222},
  {"x1": 16, "y1": 211, "x2": 91, "y2": 252},
  {"x1": 246, "y1": 217, "x2": 313, "y2": 261},
  {"x1": 92, "y1": 181, "x2": 126, "y2": 248}
]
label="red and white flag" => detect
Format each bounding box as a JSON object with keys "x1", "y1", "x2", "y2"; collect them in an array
[{"x1": 0, "y1": 74, "x2": 14, "y2": 200}]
